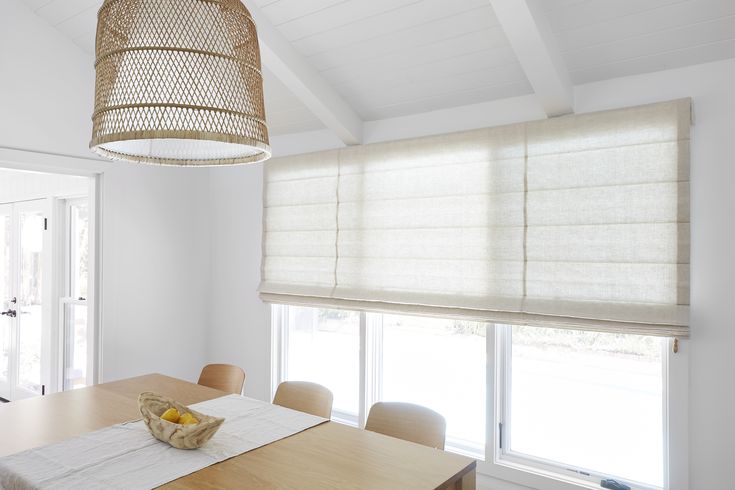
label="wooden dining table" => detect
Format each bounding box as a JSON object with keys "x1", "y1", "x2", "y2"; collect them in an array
[{"x1": 0, "y1": 374, "x2": 476, "y2": 489}]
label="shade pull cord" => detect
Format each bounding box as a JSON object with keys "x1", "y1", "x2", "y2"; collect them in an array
[
  {"x1": 331, "y1": 150, "x2": 342, "y2": 297},
  {"x1": 521, "y1": 126, "x2": 528, "y2": 308}
]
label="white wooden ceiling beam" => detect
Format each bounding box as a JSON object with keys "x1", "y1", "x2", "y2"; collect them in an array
[
  {"x1": 488, "y1": 0, "x2": 574, "y2": 116},
  {"x1": 245, "y1": 2, "x2": 364, "y2": 145}
]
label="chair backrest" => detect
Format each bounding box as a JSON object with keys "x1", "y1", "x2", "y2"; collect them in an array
[
  {"x1": 272, "y1": 381, "x2": 333, "y2": 419},
  {"x1": 365, "y1": 402, "x2": 446, "y2": 450},
  {"x1": 197, "y1": 364, "x2": 246, "y2": 395}
]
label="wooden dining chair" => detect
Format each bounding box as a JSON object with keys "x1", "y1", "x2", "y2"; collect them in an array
[
  {"x1": 365, "y1": 402, "x2": 446, "y2": 450},
  {"x1": 197, "y1": 364, "x2": 246, "y2": 395},
  {"x1": 272, "y1": 381, "x2": 333, "y2": 419}
]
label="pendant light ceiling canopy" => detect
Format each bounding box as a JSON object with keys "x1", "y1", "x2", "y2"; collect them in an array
[{"x1": 90, "y1": 0, "x2": 271, "y2": 166}]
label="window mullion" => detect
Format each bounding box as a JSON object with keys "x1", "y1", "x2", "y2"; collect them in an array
[
  {"x1": 360, "y1": 312, "x2": 383, "y2": 428},
  {"x1": 370, "y1": 313, "x2": 383, "y2": 408},
  {"x1": 487, "y1": 323, "x2": 497, "y2": 462},
  {"x1": 359, "y1": 311, "x2": 366, "y2": 428},
  {"x1": 270, "y1": 305, "x2": 288, "y2": 401},
  {"x1": 493, "y1": 324, "x2": 512, "y2": 457},
  {"x1": 661, "y1": 337, "x2": 670, "y2": 490},
  {"x1": 502, "y1": 325, "x2": 513, "y2": 454},
  {"x1": 280, "y1": 306, "x2": 288, "y2": 385}
]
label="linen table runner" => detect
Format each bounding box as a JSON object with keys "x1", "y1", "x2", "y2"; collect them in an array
[{"x1": 0, "y1": 394, "x2": 326, "y2": 489}]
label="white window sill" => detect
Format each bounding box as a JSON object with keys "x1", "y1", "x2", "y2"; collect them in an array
[{"x1": 477, "y1": 458, "x2": 613, "y2": 490}]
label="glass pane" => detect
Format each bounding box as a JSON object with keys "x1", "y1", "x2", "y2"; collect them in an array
[
  {"x1": 69, "y1": 203, "x2": 89, "y2": 299},
  {"x1": 509, "y1": 325, "x2": 664, "y2": 487},
  {"x1": 63, "y1": 304, "x2": 88, "y2": 390},
  {"x1": 18, "y1": 211, "x2": 43, "y2": 395},
  {"x1": 381, "y1": 314, "x2": 486, "y2": 458},
  {"x1": 0, "y1": 212, "x2": 10, "y2": 394},
  {"x1": 285, "y1": 306, "x2": 359, "y2": 416}
]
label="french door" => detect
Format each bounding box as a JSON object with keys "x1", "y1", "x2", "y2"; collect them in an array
[{"x1": 0, "y1": 200, "x2": 50, "y2": 400}]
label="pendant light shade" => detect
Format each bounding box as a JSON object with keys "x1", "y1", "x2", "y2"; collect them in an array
[{"x1": 90, "y1": 0, "x2": 271, "y2": 166}]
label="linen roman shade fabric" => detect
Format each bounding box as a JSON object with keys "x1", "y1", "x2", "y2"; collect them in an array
[{"x1": 260, "y1": 99, "x2": 691, "y2": 337}]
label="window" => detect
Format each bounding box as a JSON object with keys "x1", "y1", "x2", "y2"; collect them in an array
[
  {"x1": 60, "y1": 199, "x2": 90, "y2": 391},
  {"x1": 67, "y1": 201, "x2": 88, "y2": 300},
  {"x1": 277, "y1": 306, "x2": 360, "y2": 422},
  {"x1": 496, "y1": 325, "x2": 665, "y2": 489},
  {"x1": 274, "y1": 306, "x2": 676, "y2": 488},
  {"x1": 273, "y1": 304, "x2": 486, "y2": 458},
  {"x1": 380, "y1": 314, "x2": 485, "y2": 456}
]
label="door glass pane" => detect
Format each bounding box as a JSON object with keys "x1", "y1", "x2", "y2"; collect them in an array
[
  {"x1": 0, "y1": 212, "x2": 10, "y2": 392},
  {"x1": 508, "y1": 325, "x2": 664, "y2": 487},
  {"x1": 69, "y1": 203, "x2": 89, "y2": 299},
  {"x1": 285, "y1": 306, "x2": 360, "y2": 416},
  {"x1": 18, "y1": 211, "x2": 43, "y2": 395},
  {"x1": 63, "y1": 304, "x2": 88, "y2": 390},
  {"x1": 381, "y1": 314, "x2": 486, "y2": 458}
]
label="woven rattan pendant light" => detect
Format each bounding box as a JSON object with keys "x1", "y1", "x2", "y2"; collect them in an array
[{"x1": 90, "y1": 0, "x2": 271, "y2": 166}]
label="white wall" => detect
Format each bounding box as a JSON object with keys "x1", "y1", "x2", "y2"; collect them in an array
[
  {"x1": 207, "y1": 58, "x2": 735, "y2": 489},
  {"x1": 100, "y1": 163, "x2": 211, "y2": 383},
  {"x1": 208, "y1": 165, "x2": 270, "y2": 401},
  {"x1": 0, "y1": 0, "x2": 93, "y2": 160},
  {"x1": 0, "y1": 0, "x2": 213, "y2": 384}
]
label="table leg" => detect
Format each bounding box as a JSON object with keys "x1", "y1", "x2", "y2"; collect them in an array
[{"x1": 452, "y1": 468, "x2": 476, "y2": 490}]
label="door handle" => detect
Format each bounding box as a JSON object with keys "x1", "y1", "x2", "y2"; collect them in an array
[{"x1": 1, "y1": 309, "x2": 16, "y2": 318}]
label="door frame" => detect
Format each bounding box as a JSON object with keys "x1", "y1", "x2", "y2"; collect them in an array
[{"x1": 0, "y1": 146, "x2": 107, "y2": 393}]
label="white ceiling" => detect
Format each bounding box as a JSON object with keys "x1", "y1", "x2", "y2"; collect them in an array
[
  {"x1": 252, "y1": 0, "x2": 531, "y2": 120},
  {"x1": 18, "y1": 0, "x2": 735, "y2": 136},
  {"x1": 544, "y1": 0, "x2": 735, "y2": 84}
]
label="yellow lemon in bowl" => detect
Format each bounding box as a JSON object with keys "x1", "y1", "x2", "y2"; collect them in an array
[
  {"x1": 179, "y1": 412, "x2": 199, "y2": 425},
  {"x1": 160, "y1": 407, "x2": 180, "y2": 423}
]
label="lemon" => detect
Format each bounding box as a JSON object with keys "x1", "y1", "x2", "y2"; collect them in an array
[
  {"x1": 179, "y1": 412, "x2": 199, "y2": 425},
  {"x1": 160, "y1": 407, "x2": 180, "y2": 423}
]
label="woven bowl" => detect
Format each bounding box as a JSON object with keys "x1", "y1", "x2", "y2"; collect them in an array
[{"x1": 138, "y1": 392, "x2": 225, "y2": 449}]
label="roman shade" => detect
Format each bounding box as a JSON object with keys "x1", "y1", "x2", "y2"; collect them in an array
[{"x1": 260, "y1": 99, "x2": 691, "y2": 337}]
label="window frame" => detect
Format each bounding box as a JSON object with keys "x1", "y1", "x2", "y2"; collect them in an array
[
  {"x1": 486, "y1": 325, "x2": 689, "y2": 490},
  {"x1": 494, "y1": 325, "x2": 665, "y2": 490},
  {"x1": 271, "y1": 305, "x2": 689, "y2": 490},
  {"x1": 57, "y1": 197, "x2": 91, "y2": 392}
]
